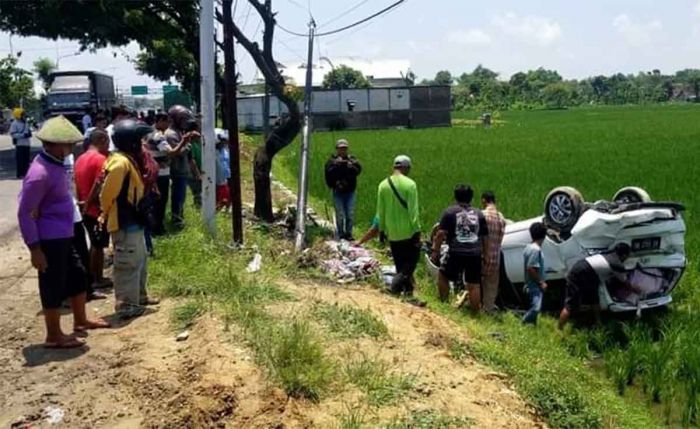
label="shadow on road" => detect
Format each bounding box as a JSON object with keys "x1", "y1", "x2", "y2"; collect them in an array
[{"x1": 22, "y1": 344, "x2": 89, "y2": 367}]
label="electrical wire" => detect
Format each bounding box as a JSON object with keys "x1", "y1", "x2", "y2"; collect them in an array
[
  {"x1": 275, "y1": 0, "x2": 405, "y2": 38},
  {"x1": 316, "y1": 0, "x2": 370, "y2": 29}
]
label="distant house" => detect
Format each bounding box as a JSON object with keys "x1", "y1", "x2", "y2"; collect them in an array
[{"x1": 278, "y1": 57, "x2": 412, "y2": 88}]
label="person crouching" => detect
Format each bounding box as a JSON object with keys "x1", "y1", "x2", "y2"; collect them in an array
[
  {"x1": 17, "y1": 116, "x2": 110, "y2": 349},
  {"x1": 99, "y1": 119, "x2": 154, "y2": 319}
]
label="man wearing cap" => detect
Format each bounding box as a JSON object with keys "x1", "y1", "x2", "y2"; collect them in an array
[
  {"x1": 375, "y1": 155, "x2": 423, "y2": 304},
  {"x1": 164, "y1": 105, "x2": 200, "y2": 228},
  {"x1": 10, "y1": 107, "x2": 32, "y2": 178},
  {"x1": 18, "y1": 116, "x2": 110, "y2": 349},
  {"x1": 324, "y1": 139, "x2": 362, "y2": 240},
  {"x1": 100, "y1": 119, "x2": 154, "y2": 319}
]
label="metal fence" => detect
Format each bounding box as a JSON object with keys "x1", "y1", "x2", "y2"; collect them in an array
[{"x1": 237, "y1": 85, "x2": 451, "y2": 131}]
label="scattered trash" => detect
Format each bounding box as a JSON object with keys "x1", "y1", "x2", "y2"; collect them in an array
[
  {"x1": 246, "y1": 253, "x2": 262, "y2": 273},
  {"x1": 44, "y1": 405, "x2": 65, "y2": 425},
  {"x1": 176, "y1": 331, "x2": 190, "y2": 342},
  {"x1": 318, "y1": 240, "x2": 381, "y2": 283}
]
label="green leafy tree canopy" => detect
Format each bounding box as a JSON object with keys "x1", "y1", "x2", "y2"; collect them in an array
[{"x1": 322, "y1": 65, "x2": 370, "y2": 90}]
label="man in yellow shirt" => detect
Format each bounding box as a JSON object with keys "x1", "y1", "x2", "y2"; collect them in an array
[{"x1": 100, "y1": 119, "x2": 153, "y2": 319}]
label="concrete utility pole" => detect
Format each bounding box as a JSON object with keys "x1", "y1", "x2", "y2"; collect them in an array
[
  {"x1": 294, "y1": 19, "x2": 316, "y2": 252},
  {"x1": 199, "y1": 0, "x2": 217, "y2": 235}
]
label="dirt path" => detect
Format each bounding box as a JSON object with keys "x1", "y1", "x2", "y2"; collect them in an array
[{"x1": 0, "y1": 226, "x2": 545, "y2": 428}]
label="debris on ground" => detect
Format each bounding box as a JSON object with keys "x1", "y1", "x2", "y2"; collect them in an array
[
  {"x1": 44, "y1": 405, "x2": 65, "y2": 425},
  {"x1": 318, "y1": 241, "x2": 380, "y2": 283},
  {"x1": 246, "y1": 253, "x2": 262, "y2": 273},
  {"x1": 176, "y1": 331, "x2": 190, "y2": 342}
]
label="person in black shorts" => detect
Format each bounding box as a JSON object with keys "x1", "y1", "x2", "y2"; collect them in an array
[{"x1": 431, "y1": 184, "x2": 488, "y2": 311}]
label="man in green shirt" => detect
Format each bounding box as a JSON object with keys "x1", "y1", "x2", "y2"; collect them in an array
[{"x1": 375, "y1": 155, "x2": 423, "y2": 303}]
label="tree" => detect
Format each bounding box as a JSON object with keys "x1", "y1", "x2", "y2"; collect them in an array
[
  {"x1": 220, "y1": 0, "x2": 302, "y2": 222},
  {"x1": 32, "y1": 57, "x2": 55, "y2": 91},
  {"x1": 542, "y1": 82, "x2": 572, "y2": 109},
  {"x1": 322, "y1": 65, "x2": 370, "y2": 90},
  {"x1": 433, "y1": 70, "x2": 453, "y2": 86},
  {"x1": 0, "y1": 55, "x2": 34, "y2": 108}
]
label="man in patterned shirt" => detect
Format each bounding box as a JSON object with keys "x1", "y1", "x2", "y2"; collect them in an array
[{"x1": 481, "y1": 191, "x2": 506, "y2": 313}]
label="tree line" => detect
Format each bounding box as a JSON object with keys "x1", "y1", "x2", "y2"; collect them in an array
[{"x1": 421, "y1": 66, "x2": 700, "y2": 110}]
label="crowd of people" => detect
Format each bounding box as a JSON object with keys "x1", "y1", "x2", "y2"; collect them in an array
[
  {"x1": 325, "y1": 139, "x2": 639, "y2": 327},
  {"x1": 16, "y1": 105, "x2": 232, "y2": 349}
]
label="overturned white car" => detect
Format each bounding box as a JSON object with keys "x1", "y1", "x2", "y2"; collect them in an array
[{"x1": 428, "y1": 186, "x2": 687, "y2": 314}]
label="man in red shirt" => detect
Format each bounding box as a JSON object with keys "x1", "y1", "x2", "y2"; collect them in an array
[{"x1": 75, "y1": 129, "x2": 111, "y2": 290}]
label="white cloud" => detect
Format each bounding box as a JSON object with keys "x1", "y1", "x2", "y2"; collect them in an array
[
  {"x1": 447, "y1": 28, "x2": 492, "y2": 46},
  {"x1": 695, "y1": 0, "x2": 700, "y2": 17},
  {"x1": 613, "y1": 14, "x2": 662, "y2": 47},
  {"x1": 491, "y1": 12, "x2": 562, "y2": 46}
]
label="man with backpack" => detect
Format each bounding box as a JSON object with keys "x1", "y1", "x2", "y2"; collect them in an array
[{"x1": 375, "y1": 155, "x2": 424, "y2": 306}]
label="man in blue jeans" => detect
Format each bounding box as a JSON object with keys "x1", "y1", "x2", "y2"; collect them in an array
[
  {"x1": 324, "y1": 139, "x2": 362, "y2": 240},
  {"x1": 522, "y1": 222, "x2": 548, "y2": 325},
  {"x1": 164, "y1": 105, "x2": 199, "y2": 228}
]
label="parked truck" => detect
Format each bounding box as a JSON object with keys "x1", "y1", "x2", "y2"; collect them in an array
[{"x1": 45, "y1": 71, "x2": 116, "y2": 124}]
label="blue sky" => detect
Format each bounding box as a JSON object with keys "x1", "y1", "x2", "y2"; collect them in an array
[{"x1": 1, "y1": 0, "x2": 700, "y2": 91}]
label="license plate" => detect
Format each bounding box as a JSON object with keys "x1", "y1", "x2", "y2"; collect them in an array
[{"x1": 632, "y1": 237, "x2": 661, "y2": 252}]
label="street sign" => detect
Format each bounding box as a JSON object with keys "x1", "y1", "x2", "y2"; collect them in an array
[
  {"x1": 131, "y1": 85, "x2": 148, "y2": 95},
  {"x1": 163, "y1": 85, "x2": 179, "y2": 93}
]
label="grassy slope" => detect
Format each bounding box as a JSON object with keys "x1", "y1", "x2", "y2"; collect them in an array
[{"x1": 275, "y1": 105, "x2": 700, "y2": 428}]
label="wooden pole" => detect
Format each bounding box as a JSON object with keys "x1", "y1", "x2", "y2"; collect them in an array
[{"x1": 223, "y1": 0, "x2": 243, "y2": 244}]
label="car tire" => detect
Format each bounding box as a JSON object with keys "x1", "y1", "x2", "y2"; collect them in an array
[
  {"x1": 544, "y1": 186, "x2": 584, "y2": 233},
  {"x1": 613, "y1": 187, "x2": 651, "y2": 204}
]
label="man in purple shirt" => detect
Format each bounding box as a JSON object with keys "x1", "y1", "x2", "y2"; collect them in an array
[{"x1": 18, "y1": 115, "x2": 110, "y2": 349}]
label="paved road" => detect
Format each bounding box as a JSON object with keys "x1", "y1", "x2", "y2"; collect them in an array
[{"x1": 0, "y1": 135, "x2": 41, "y2": 239}]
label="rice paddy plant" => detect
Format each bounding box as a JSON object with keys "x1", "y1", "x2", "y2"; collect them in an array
[
  {"x1": 622, "y1": 324, "x2": 652, "y2": 386},
  {"x1": 605, "y1": 348, "x2": 628, "y2": 396}
]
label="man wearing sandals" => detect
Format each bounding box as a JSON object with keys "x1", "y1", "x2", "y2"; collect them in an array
[{"x1": 17, "y1": 116, "x2": 110, "y2": 349}]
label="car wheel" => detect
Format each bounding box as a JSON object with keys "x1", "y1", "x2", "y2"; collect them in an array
[
  {"x1": 544, "y1": 186, "x2": 584, "y2": 232},
  {"x1": 613, "y1": 187, "x2": 651, "y2": 204}
]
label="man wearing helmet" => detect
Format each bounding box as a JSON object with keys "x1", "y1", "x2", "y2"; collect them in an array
[
  {"x1": 100, "y1": 119, "x2": 154, "y2": 319},
  {"x1": 165, "y1": 105, "x2": 200, "y2": 228},
  {"x1": 10, "y1": 107, "x2": 32, "y2": 178}
]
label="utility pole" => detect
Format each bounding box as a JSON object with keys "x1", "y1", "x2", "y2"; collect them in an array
[
  {"x1": 294, "y1": 19, "x2": 316, "y2": 252},
  {"x1": 222, "y1": 0, "x2": 243, "y2": 245},
  {"x1": 199, "y1": 0, "x2": 217, "y2": 235}
]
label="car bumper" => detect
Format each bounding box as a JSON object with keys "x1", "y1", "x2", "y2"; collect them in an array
[{"x1": 606, "y1": 295, "x2": 672, "y2": 312}]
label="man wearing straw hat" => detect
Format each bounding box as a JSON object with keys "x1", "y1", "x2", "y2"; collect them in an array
[{"x1": 17, "y1": 115, "x2": 110, "y2": 349}]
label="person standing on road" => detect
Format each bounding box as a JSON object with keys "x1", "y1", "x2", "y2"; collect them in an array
[
  {"x1": 75, "y1": 129, "x2": 112, "y2": 291},
  {"x1": 375, "y1": 155, "x2": 424, "y2": 305},
  {"x1": 17, "y1": 115, "x2": 110, "y2": 349},
  {"x1": 431, "y1": 185, "x2": 489, "y2": 311},
  {"x1": 81, "y1": 109, "x2": 92, "y2": 134},
  {"x1": 164, "y1": 106, "x2": 199, "y2": 229},
  {"x1": 522, "y1": 222, "x2": 548, "y2": 325},
  {"x1": 324, "y1": 138, "x2": 362, "y2": 240},
  {"x1": 100, "y1": 119, "x2": 154, "y2": 319},
  {"x1": 481, "y1": 191, "x2": 506, "y2": 313},
  {"x1": 10, "y1": 108, "x2": 32, "y2": 179},
  {"x1": 185, "y1": 118, "x2": 203, "y2": 208}
]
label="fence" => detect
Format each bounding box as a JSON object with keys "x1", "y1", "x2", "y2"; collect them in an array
[{"x1": 237, "y1": 85, "x2": 451, "y2": 131}]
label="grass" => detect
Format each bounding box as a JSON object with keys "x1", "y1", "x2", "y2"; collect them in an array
[
  {"x1": 170, "y1": 300, "x2": 204, "y2": 331},
  {"x1": 344, "y1": 354, "x2": 416, "y2": 406},
  {"x1": 149, "y1": 207, "x2": 334, "y2": 401},
  {"x1": 384, "y1": 410, "x2": 474, "y2": 429},
  {"x1": 273, "y1": 104, "x2": 700, "y2": 428},
  {"x1": 312, "y1": 301, "x2": 389, "y2": 339}
]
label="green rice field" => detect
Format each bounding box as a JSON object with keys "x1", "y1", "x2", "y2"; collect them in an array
[{"x1": 275, "y1": 104, "x2": 700, "y2": 427}]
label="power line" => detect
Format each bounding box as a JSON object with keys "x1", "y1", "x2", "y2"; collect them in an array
[
  {"x1": 275, "y1": 0, "x2": 405, "y2": 38},
  {"x1": 317, "y1": 0, "x2": 370, "y2": 29},
  {"x1": 323, "y1": 1, "x2": 403, "y2": 46}
]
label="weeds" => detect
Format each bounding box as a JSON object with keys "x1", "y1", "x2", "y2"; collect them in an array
[
  {"x1": 312, "y1": 302, "x2": 389, "y2": 339},
  {"x1": 171, "y1": 300, "x2": 204, "y2": 330},
  {"x1": 384, "y1": 409, "x2": 474, "y2": 429},
  {"x1": 344, "y1": 355, "x2": 416, "y2": 406}
]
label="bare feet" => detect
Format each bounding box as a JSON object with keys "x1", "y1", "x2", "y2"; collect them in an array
[{"x1": 74, "y1": 318, "x2": 111, "y2": 333}]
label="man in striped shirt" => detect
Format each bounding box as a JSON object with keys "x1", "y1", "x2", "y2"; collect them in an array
[{"x1": 481, "y1": 191, "x2": 506, "y2": 313}]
